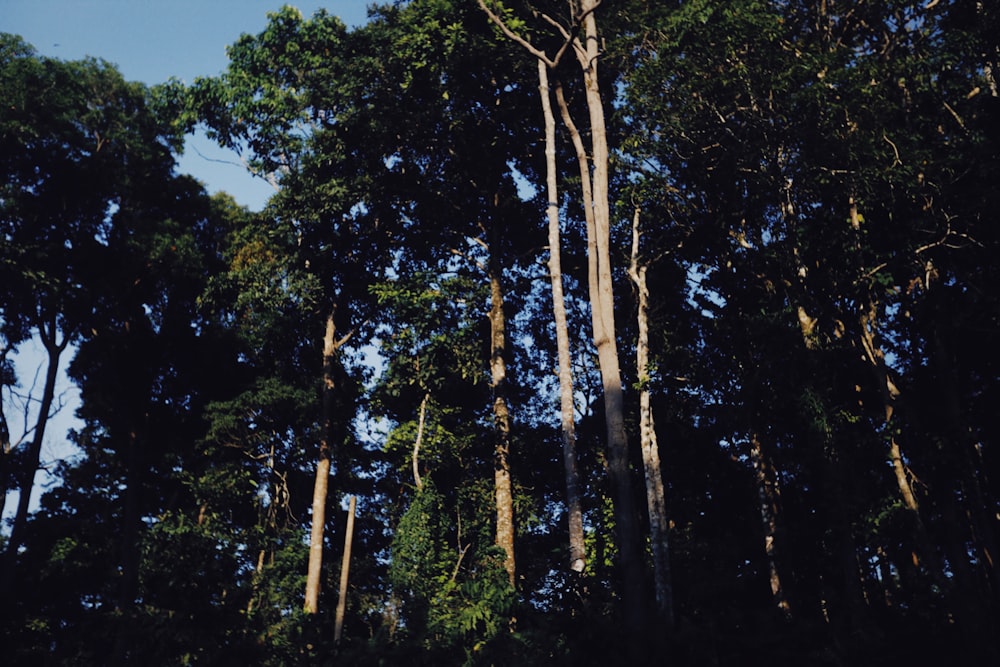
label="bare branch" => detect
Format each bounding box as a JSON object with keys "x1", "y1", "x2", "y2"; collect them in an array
[
  {"x1": 942, "y1": 100, "x2": 967, "y2": 132},
  {"x1": 477, "y1": 0, "x2": 556, "y2": 65},
  {"x1": 476, "y1": 0, "x2": 584, "y2": 69},
  {"x1": 883, "y1": 133, "x2": 902, "y2": 167}
]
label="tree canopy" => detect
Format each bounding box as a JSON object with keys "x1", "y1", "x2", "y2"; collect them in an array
[{"x1": 2, "y1": 1, "x2": 1000, "y2": 664}]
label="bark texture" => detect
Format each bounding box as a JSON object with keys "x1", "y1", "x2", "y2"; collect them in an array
[
  {"x1": 574, "y1": 6, "x2": 645, "y2": 624},
  {"x1": 538, "y1": 58, "x2": 585, "y2": 573},
  {"x1": 750, "y1": 433, "x2": 792, "y2": 618},
  {"x1": 334, "y1": 494, "x2": 357, "y2": 643},
  {"x1": 629, "y1": 207, "x2": 674, "y2": 627},
  {"x1": 304, "y1": 308, "x2": 338, "y2": 613},
  {"x1": 489, "y1": 252, "x2": 516, "y2": 587}
]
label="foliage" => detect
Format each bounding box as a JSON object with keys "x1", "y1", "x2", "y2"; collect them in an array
[{"x1": 3, "y1": 1, "x2": 1000, "y2": 664}]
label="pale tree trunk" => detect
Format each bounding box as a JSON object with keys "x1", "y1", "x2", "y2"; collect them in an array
[
  {"x1": 850, "y1": 198, "x2": 935, "y2": 564},
  {"x1": 334, "y1": 494, "x2": 356, "y2": 643},
  {"x1": 574, "y1": 7, "x2": 646, "y2": 624},
  {"x1": 412, "y1": 393, "x2": 429, "y2": 492},
  {"x1": 489, "y1": 246, "x2": 516, "y2": 588},
  {"x1": 857, "y1": 275, "x2": 943, "y2": 587},
  {"x1": 478, "y1": 0, "x2": 646, "y2": 625},
  {"x1": 304, "y1": 308, "x2": 338, "y2": 613},
  {"x1": 749, "y1": 433, "x2": 792, "y2": 618},
  {"x1": 538, "y1": 58, "x2": 585, "y2": 573},
  {"x1": 1, "y1": 318, "x2": 67, "y2": 592},
  {"x1": 628, "y1": 207, "x2": 674, "y2": 626}
]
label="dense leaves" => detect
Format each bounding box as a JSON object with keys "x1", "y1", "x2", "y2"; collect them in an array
[{"x1": 3, "y1": 1, "x2": 1000, "y2": 664}]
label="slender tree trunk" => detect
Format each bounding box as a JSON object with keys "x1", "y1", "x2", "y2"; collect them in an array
[
  {"x1": 628, "y1": 207, "x2": 674, "y2": 627},
  {"x1": 538, "y1": 59, "x2": 585, "y2": 573},
  {"x1": 1, "y1": 322, "x2": 67, "y2": 589},
  {"x1": 304, "y1": 308, "x2": 338, "y2": 614},
  {"x1": 489, "y1": 243, "x2": 516, "y2": 588},
  {"x1": 749, "y1": 433, "x2": 793, "y2": 618},
  {"x1": 0, "y1": 343, "x2": 12, "y2": 522},
  {"x1": 478, "y1": 0, "x2": 645, "y2": 626},
  {"x1": 334, "y1": 494, "x2": 356, "y2": 644},
  {"x1": 849, "y1": 194, "x2": 944, "y2": 586},
  {"x1": 574, "y1": 5, "x2": 646, "y2": 626},
  {"x1": 858, "y1": 296, "x2": 945, "y2": 590},
  {"x1": 412, "y1": 393, "x2": 429, "y2": 492}
]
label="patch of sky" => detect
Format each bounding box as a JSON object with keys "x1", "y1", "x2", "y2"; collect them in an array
[{"x1": 2, "y1": 338, "x2": 83, "y2": 530}]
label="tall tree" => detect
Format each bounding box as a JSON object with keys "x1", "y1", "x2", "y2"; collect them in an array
[
  {"x1": 185, "y1": 7, "x2": 380, "y2": 615},
  {"x1": 478, "y1": 0, "x2": 647, "y2": 628},
  {"x1": 0, "y1": 38, "x2": 184, "y2": 595},
  {"x1": 538, "y1": 58, "x2": 586, "y2": 574}
]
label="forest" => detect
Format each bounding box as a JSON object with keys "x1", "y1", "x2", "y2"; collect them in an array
[{"x1": 2, "y1": 1, "x2": 1000, "y2": 664}]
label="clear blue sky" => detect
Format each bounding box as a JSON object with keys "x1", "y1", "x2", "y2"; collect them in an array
[
  {"x1": 3, "y1": 0, "x2": 374, "y2": 209},
  {"x1": 1, "y1": 1, "x2": 376, "y2": 518}
]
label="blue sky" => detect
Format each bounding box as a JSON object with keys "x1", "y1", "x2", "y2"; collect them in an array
[
  {"x1": 2, "y1": 0, "x2": 375, "y2": 518},
  {"x1": 3, "y1": 0, "x2": 374, "y2": 209}
]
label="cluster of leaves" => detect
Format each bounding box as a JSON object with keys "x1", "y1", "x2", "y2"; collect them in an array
[{"x1": 3, "y1": 0, "x2": 1000, "y2": 664}]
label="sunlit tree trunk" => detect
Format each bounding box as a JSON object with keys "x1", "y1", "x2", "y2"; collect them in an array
[
  {"x1": 575, "y1": 9, "x2": 645, "y2": 622},
  {"x1": 478, "y1": 0, "x2": 645, "y2": 625},
  {"x1": 538, "y1": 59, "x2": 585, "y2": 573},
  {"x1": 556, "y1": 61, "x2": 646, "y2": 627},
  {"x1": 304, "y1": 308, "x2": 338, "y2": 613},
  {"x1": 489, "y1": 240, "x2": 516, "y2": 588},
  {"x1": 412, "y1": 393, "x2": 429, "y2": 492},
  {"x1": 334, "y1": 494, "x2": 356, "y2": 643},
  {"x1": 629, "y1": 206, "x2": 674, "y2": 627}
]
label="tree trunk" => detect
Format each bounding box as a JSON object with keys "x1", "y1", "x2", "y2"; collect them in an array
[
  {"x1": 489, "y1": 244, "x2": 516, "y2": 588},
  {"x1": 334, "y1": 494, "x2": 357, "y2": 643},
  {"x1": 478, "y1": 0, "x2": 645, "y2": 626},
  {"x1": 412, "y1": 393, "x2": 429, "y2": 492},
  {"x1": 858, "y1": 298, "x2": 945, "y2": 589},
  {"x1": 1, "y1": 321, "x2": 67, "y2": 590},
  {"x1": 820, "y1": 447, "x2": 868, "y2": 630},
  {"x1": 538, "y1": 58, "x2": 585, "y2": 573},
  {"x1": 574, "y1": 5, "x2": 646, "y2": 626},
  {"x1": 749, "y1": 433, "x2": 792, "y2": 618},
  {"x1": 304, "y1": 308, "x2": 338, "y2": 614},
  {"x1": 0, "y1": 343, "x2": 12, "y2": 523},
  {"x1": 628, "y1": 207, "x2": 674, "y2": 627}
]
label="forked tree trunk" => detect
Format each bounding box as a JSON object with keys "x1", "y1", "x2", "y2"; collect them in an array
[
  {"x1": 478, "y1": 0, "x2": 646, "y2": 627},
  {"x1": 629, "y1": 207, "x2": 674, "y2": 626},
  {"x1": 555, "y1": 59, "x2": 645, "y2": 627},
  {"x1": 538, "y1": 59, "x2": 585, "y2": 573},
  {"x1": 557, "y1": 77, "x2": 634, "y2": 592},
  {"x1": 304, "y1": 308, "x2": 338, "y2": 613}
]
